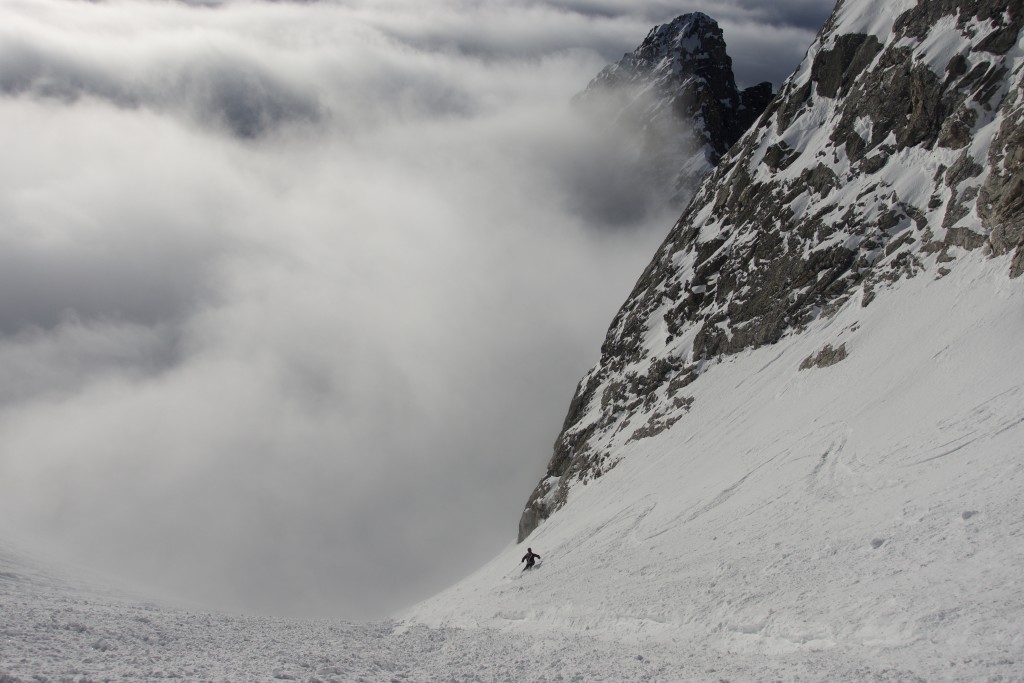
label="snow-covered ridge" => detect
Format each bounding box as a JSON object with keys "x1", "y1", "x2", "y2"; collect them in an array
[{"x1": 519, "y1": 0, "x2": 1024, "y2": 541}]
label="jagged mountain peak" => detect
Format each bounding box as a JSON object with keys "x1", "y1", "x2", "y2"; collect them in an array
[
  {"x1": 520, "y1": 0, "x2": 1024, "y2": 542},
  {"x1": 587, "y1": 12, "x2": 726, "y2": 81},
  {"x1": 632, "y1": 12, "x2": 726, "y2": 68},
  {"x1": 574, "y1": 13, "x2": 773, "y2": 208}
]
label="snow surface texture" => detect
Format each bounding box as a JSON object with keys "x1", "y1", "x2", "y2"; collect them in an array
[
  {"x1": 3, "y1": 254, "x2": 1023, "y2": 681},
  {"x1": 408, "y1": 251, "x2": 1024, "y2": 681},
  {"x1": 1, "y1": 542, "x2": 689, "y2": 682}
]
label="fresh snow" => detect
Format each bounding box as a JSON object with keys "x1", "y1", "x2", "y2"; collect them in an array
[
  {"x1": 1, "y1": 542, "x2": 690, "y2": 682},
  {"x1": 4, "y1": 252, "x2": 1021, "y2": 682},
  {"x1": 406, "y1": 251, "x2": 1024, "y2": 681}
]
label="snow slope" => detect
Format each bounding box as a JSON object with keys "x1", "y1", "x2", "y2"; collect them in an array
[
  {"x1": 0, "y1": 539, "x2": 679, "y2": 682},
  {"x1": 407, "y1": 251, "x2": 1024, "y2": 681},
  {"x1": 3, "y1": 251, "x2": 1022, "y2": 682}
]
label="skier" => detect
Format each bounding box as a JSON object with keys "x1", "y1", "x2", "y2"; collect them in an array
[{"x1": 521, "y1": 547, "x2": 541, "y2": 571}]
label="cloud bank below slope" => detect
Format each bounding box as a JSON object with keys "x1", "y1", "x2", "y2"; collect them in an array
[{"x1": 0, "y1": 0, "x2": 832, "y2": 618}]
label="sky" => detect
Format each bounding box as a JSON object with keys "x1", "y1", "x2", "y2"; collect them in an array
[{"x1": 0, "y1": 0, "x2": 834, "y2": 619}]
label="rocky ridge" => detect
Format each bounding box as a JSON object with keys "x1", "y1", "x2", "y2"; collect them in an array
[
  {"x1": 573, "y1": 12, "x2": 773, "y2": 207},
  {"x1": 520, "y1": 0, "x2": 1024, "y2": 541}
]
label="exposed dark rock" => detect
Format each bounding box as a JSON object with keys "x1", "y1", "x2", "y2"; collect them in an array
[
  {"x1": 800, "y1": 343, "x2": 849, "y2": 370},
  {"x1": 945, "y1": 153, "x2": 985, "y2": 188},
  {"x1": 1011, "y1": 247, "x2": 1024, "y2": 279},
  {"x1": 775, "y1": 80, "x2": 813, "y2": 134},
  {"x1": 739, "y1": 82, "x2": 775, "y2": 127},
  {"x1": 763, "y1": 142, "x2": 800, "y2": 170},
  {"x1": 979, "y1": 77, "x2": 1024, "y2": 262},
  {"x1": 811, "y1": 34, "x2": 883, "y2": 99},
  {"x1": 894, "y1": 0, "x2": 1023, "y2": 56},
  {"x1": 573, "y1": 13, "x2": 774, "y2": 207},
  {"x1": 627, "y1": 396, "x2": 694, "y2": 443},
  {"x1": 804, "y1": 164, "x2": 840, "y2": 194},
  {"x1": 938, "y1": 99, "x2": 979, "y2": 150},
  {"x1": 942, "y1": 152, "x2": 987, "y2": 231},
  {"x1": 518, "y1": 478, "x2": 567, "y2": 544},
  {"x1": 861, "y1": 153, "x2": 888, "y2": 175},
  {"x1": 945, "y1": 227, "x2": 988, "y2": 251}
]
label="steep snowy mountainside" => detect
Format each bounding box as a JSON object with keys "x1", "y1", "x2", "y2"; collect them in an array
[
  {"x1": 520, "y1": 0, "x2": 1024, "y2": 539},
  {"x1": 573, "y1": 13, "x2": 773, "y2": 207},
  {"x1": 407, "y1": 252, "x2": 1024, "y2": 680}
]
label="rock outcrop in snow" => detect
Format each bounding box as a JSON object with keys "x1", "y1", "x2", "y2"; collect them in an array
[
  {"x1": 520, "y1": 0, "x2": 1024, "y2": 541},
  {"x1": 573, "y1": 13, "x2": 773, "y2": 208}
]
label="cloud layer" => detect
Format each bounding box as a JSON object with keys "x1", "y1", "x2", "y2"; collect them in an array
[{"x1": 0, "y1": 0, "x2": 833, "y2": 618}]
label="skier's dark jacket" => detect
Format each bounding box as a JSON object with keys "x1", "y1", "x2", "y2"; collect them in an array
[{"x1": 521, "y1": 549, "x2": 541, "y2": 566}]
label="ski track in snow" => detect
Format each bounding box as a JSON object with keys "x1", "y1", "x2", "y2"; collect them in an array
[
  {"x1": 2, "y1": 265, "x2": 1021, "y2": 683},
  {"x1": 2, "y1": 269, "x2": 1024, "y2": 683},
  {"x1": 5, "y1": 257, "x2": 1023, "y2": 681},
  {"x1": 0, "y1": 544, "x2": 843, "y2": 683},
  {"x1": 404, "y1": 253, "x2": 1024, "y2": 682}
]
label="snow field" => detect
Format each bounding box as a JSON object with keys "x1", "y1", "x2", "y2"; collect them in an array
[
  {"x1": 0, "y1": 542, "x2": 778, "y2": 682},
  {"x1": 2, "y1": 253, "x2": 1022, "y2": 683},
  {"x1": 2, "y1": 251, "x2": 1022, "y2": 683},
  {"x1": 406, "y1": 252, "x2": 1024, "y2": 681}
]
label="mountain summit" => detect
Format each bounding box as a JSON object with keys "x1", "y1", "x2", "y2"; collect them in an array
[{"x1": 574, "y1": 13, "x2": 773, "y2": 207}]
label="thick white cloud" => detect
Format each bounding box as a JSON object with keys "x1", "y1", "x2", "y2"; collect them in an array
[{"x1": 0, "y1": 0, "x2": 833, "y2": 618}]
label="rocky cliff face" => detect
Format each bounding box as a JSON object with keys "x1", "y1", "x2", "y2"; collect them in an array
[
  {"x1": 574, "y1": 13, "x2": 773, "y2": 207},
  {"x1": 520, "y1": 0, "x2": 1024, "y2": 542}
]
